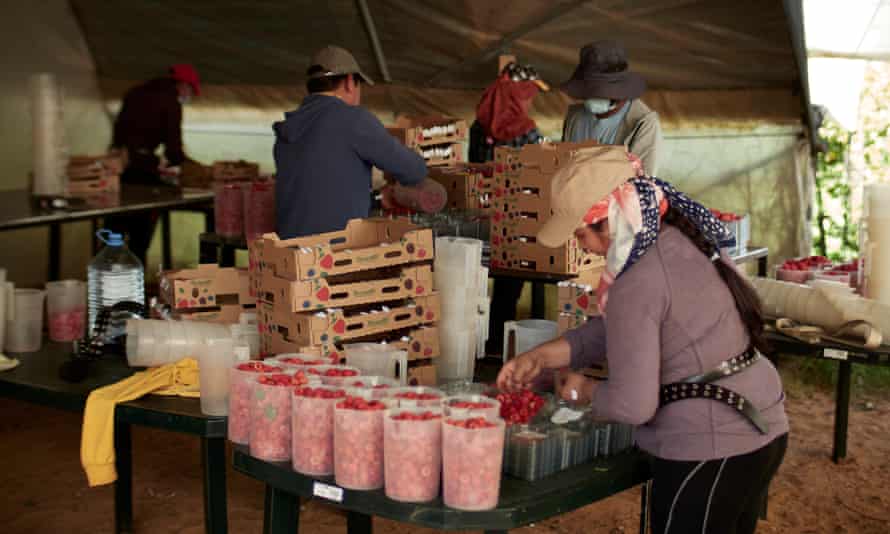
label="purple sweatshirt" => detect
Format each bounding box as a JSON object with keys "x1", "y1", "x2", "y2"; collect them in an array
[{"x1": 563, "y1": 226, "x2": 788, "y2": 461}]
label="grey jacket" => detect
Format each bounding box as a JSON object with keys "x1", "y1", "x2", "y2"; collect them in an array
[{"x1": 563, "y1": 99, "x2": 664, "y2": 176}]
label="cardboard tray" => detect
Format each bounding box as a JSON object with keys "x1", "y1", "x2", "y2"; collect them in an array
[
  {"x1": 160, "y1": 264, "x2": 254, "y2": 310},
  {"x1": 422, "y1": 143, "x2": 464, "y2": 167},
  {"x1": 211, "y1": 160, "x2": 259, "y2": 181},
  {"x1": 254, "y1": 218, "x2": 434, "y2": 282},
  {"x1": 387, "y1": 116, "x2": 468, "y2": 149},
  {"x1": 175, "y1": 304, "x2": 255, "y2": 325},
  {"x1": 68, "y1": 152, "x2": 126, "y2": 178},
  {"x1": 259, "y1": 294, "x2": 440, "y2": 346},
  {"x1": 427, "y1": 165, "x2": 487, "y2": 211},
  {"x1": 557, "y1": 313, "x2": 590, "y2": 336},
  {"x1": 260, "y1": 325, "x2": 440, "y2": 363},
  {"x1": 491, "y1": 240, "x2": 599, "y2": 275},
  {"x1": 406, "y1": 361, "x2": 437, "y2": 386},
  {"x1": 258, "y1": 265, "x2": 434, "y2": 312}
]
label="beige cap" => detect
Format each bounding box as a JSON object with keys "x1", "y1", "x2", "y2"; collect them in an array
[
  {"x1": 309, "y1": 45, "x2": 375, "y2": 86},
  {"x1": 537, "y1": 145, "x2": 636, "y2": 248}
]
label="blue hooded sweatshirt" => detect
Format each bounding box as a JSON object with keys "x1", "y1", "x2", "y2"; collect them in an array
[{"x1": 273, "y1": 94, "x2": 426, "y2": 238}]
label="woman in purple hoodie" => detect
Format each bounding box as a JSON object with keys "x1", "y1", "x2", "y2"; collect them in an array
[{"x1": 497, "y1": 146, "x2": 788, "y2": 534}]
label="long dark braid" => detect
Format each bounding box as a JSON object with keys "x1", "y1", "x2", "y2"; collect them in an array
[{"x1": 662, "y1": 207, "x2": 771, "y2": 354}]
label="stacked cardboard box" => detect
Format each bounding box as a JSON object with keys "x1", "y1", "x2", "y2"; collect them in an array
[
  {"x1": 211, "y1": 160, "x2": 260, "y2": 181},
  {"x1": 387, "y1": 116, "x2": 468, "y2": 167},
  {"x1": 160, "y1": 264, "x2": 256, "y2": 324},
  {"x1": 427, "y1": 163, "x2": 495, "y2": 211},
  {"x1": 250, "y1": 218, "x2": 441, "y2": 385},
  {"x1": 556, "y1": 264, "x2": 605, "y2": 335},
  {"x1": 66, "y1": 151, "x2": 126, "y2": 195},
  {"x1": 489, "y1": 141, "x2": 603, "y2": 274}
]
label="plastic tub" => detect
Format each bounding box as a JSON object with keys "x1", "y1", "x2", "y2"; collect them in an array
[
  {"x1": 198, "y1": 336, "x2": 236, "y2": 416},
  {"x1": 45, "y1": 280, "x2": 86, "y2": 342},
  {"x1": 442, "y1": 416, "x2": 506, "y2": 511},
  {"x1": 5, "y1": 288, "x2": 46, "y2": 353},
  {"x1": 270, "y1": 353, "x2": 329, "y2": 368},
  {"x1": 443, "y1": 395, "x2": 501, "y2": 421},
  {"x1": 249, "y1": 372, "x2": 311, "y2": 461},
  {"x1": 227, "y1": 361, "x2": 285, "y2": 445},
  {"x1": 391, "y1": 386, "x2": 444, "y2": 408},
  {"x1": 333, "y1": 394, "x2": 392, "y2": 490},
  {"x1": 291, "y1": 385, "x2": 348, "y2": 476},
  {"x1": 383, "y1": 407, "x2": 443, "y2": 503},
  {"x1": 343, "y1": 376, "x2": 400, "y2": 398},
  {"x1": 304, "y1": 364, "x2": 361, "y2": 386},
  {"x1": 214, "y1": 181, "x2": 246, "y2": 238}
]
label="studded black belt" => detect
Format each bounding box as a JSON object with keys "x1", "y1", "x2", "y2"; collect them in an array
[{"x1": 659, "y1": 348, "x2": 769, "y2": 434}]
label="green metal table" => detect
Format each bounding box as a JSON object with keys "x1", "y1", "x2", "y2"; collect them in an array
[
  {"x1": 767, "y1": 330, "x2": 890, "y2": 463},
  {"x1": 233, "y1": 445, "x2": 652, "y2": 534},
  {"x1": 0, "y1": 342, "x2": 229, "y2": 534}
]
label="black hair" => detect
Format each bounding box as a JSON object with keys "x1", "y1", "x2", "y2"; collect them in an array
[
  {"x1": 305, "y1": 65, "x2": 357, "y2": 93},
  {"x1": 662, "y1": 207, "x2": 771, "y2": 354}
]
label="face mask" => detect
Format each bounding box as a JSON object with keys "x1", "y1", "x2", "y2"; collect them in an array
[
  {"x1": 583, "y1": 98, "x2": 612, "y2": 115},
  {"x1": 178, "y1": 95, "x2": 191, "y2": 105}
]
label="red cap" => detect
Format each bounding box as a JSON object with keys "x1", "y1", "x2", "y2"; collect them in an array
[{"x1": 169, "y1": 64, "x2": 201, "y2": 96}]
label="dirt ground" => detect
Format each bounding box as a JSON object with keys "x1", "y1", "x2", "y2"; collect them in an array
[{"x1": 1, "y1": 383, "x2": 888, "y2": 533}]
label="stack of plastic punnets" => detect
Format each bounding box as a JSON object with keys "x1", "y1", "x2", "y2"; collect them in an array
[{"x1": 433, "y1": 237, "x2": 490, "y2": 382}]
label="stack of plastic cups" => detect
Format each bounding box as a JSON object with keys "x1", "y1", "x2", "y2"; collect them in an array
[
  {"x1": 383, "y1": 407, "x2": 443, "y2": 502},
  {"x1": 45, "y1": 280, "x2": 86, "y2": 342},
  {"x1": 434, "y1": 237, "x2": 487, "y2": 382},
  {"x1": 5, "y1": 288, "x2": 46, "y2": 353},
  {"x1": 0, "y1": 269, "x2": 7, "y2": 350},
  {"x1": 125, "y1": 320, "x2": 231, "y2": 367},
  {"x1": 198, "y1": 335, "x2": 236, "y2": 416},
  {"x1": 862, "y1": 184, "x2": 890, "y2": 305}
]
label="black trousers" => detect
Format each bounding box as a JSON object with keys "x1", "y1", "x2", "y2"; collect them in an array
[
  {"x1": 104, "y1": 168, "x2": 163, "y2": 266},
  {"x1": 486, "y1": 278, "x2": 525, "y2": 355},
  {"x1": 650, "y1": 433, "x2": 788, "y2": 534}
]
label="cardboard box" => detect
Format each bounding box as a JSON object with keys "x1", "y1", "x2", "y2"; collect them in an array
[
  {"x1": 255, "y1": 218, "x2": 434, "y2": 282},
  {"x1": 258, "y1": 265, "x2": 434, "y2": 312},
  {"x1": 427, "y1": 165, "x2": 487, "y2": 211},
  {"x1": 261, "y1": 325, "x2": 440, "y2": 362},
  {"x1": 68, "y1": 152, "x2": 126, "y2": 178},
  {"x1": 160, "y1": 264, "x2": 254, "y2": 310},
  {"x1": 557, "y1": 280, "x2": 602, "y2": 318},
  {"x1": 211, "y1": 160, "x2": 259, "y2": 181},
  {"x1": 406, "y1": 362, "x2": 437, "y2": 386},
  {"x1": 175, "y1": 304, "x2": 252, "y2": 325},
  {"x1": 66, "y1": 174, "x2": 121, "y2": 195},
  {"x1": 387, "y1": 116, "x2": 468, "y2": 149},
  {"x1": 422, "y1": 143, "x2": 464, "y2": 167},
  {"x1": 491, "y1": 240, "x2": 599, "y2": 274},
  {"x1": 259, "y1": 294, "x2": 440, "y2": 346},
  {"x1": 558, "y1": 313, "x2": 590, "y2": 336}
]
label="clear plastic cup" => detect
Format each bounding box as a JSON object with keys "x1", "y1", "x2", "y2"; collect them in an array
[
  {"x1": 384, "y1": 407, "x2": 443, "y2": 503},
  {"x1": 442, "y1": 415, "x2": 506, "y2": 511},
  {"x1": 443, "y1": 395, "x2": 501, "y2": 421},
  {"x1": 5, "y1": 289, "x2": 46, "y2": 353},
  {"x1": 228, "y1": 361, "x2": 286, "y2": 445},
  {"x1": 249, "y1": 371, "x2": 317, "y2": 461},
  {"x1": 45, "y1": 280, "x2": 86, "y2": 342},
  {"x1": 333, "y1": 393, "x2": 392, "y2": 490},
  {"x1": 198, "y1": 336, "x2": 236, "y2": 416},
  {"x1": 291, "y1": 384, "x2": 348, "y2": 476}
]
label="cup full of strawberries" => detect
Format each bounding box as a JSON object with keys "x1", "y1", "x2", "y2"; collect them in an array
[
  {"x1": 228, "y1": 361, "x2": 285, "y2": 445},
  {"x1": 333, "y1": 394, "x2": 392, "y2": 490},
  {"x1": 249, "y1": 371, "x2": 314, "y2": 462},
  {"x1": 383, "y1": 407, "x2": 443, "y2": 503},
  {"x1": 291, "y1": 385, "x2": 348, "y2": 476},
  {"x1": 442, "y1": 415, "x2": 506, "y2": 511}
]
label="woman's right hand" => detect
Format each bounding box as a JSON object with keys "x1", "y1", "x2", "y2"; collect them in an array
[{"x1": 496, "y1": 351, "x2": 543, "y2": 392}]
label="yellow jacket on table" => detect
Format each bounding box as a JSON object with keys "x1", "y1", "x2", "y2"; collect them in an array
[{"x1": 81, "y1": 358, "x2": 200, "y2": 486}]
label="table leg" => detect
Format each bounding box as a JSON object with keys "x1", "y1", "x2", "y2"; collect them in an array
[
  {"x1": 92, "y1": 218, "x2": 100, "y2": 255},
  {"x1": 161, "y1": 210, "x2": 173, "y2": 269},
  {"x1": 347, "y1": 511, "x2": 372, "y2": 534},
  {"x1": 263, "y1": 485, "x2": 299, "y2": 534},
  {"x1": 49, "y1": 222, "x2": 61, "y2": 281},
  {"x1": 114, "y1": 422, "x2": 133, "y2": 534},
  {"x1": 199, "y1": 239, "x2": 219, "y2": 265},
  {"x1": 220, "y1": 245, "x2": 236, "y2": 268},
  {"x1": 757, "y1": 255, "x2": 768, "y2": 277},
  {"x1": 531, "y1": 282, "x2": 546, "y2": 319},
  {"x1": 201, "y1": 437, "x2": 228, "y2": 534},
  {"x1": 639, "y1": 481, "x2": 651, "y2": 534},
  {"x1": 832, "y1": 360, "x2": 852, "y2": 463}
]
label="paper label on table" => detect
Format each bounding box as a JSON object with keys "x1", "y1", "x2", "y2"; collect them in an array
[
  {"x1": 313, "y1": 482, "x2": 344, "y2": 502},
  {"x1": 824, "y1": 348, "x2": 849, "y2": 361}
]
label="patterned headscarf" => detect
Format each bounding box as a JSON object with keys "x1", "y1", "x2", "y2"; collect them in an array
[{"x1": 585, "y1": 175, "x2": 736, "y2": 314}]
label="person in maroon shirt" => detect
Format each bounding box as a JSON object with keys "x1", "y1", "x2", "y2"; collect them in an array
[{"x1": 107, "y1": 64, "x2": 201, "y2": 264}]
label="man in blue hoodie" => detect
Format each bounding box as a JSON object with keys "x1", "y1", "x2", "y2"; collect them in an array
[{"x1": 273, "y1": 46, "x2": 427, "y2": 238}]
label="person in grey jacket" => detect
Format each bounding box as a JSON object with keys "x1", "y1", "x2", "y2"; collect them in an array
[
  {"x1": 498, "y1": 146, "x2": 787, "y2": 534},
  {"x1": 273, "y1": 46, "x2": 426, "y2": 238},
  {"x1": 561, "y1": 41, "x2": 663, "y2": 175}
]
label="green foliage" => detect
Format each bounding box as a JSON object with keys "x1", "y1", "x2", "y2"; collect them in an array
[{"x1": 812, "y1": 117, "x2": 859, "y2": 261}]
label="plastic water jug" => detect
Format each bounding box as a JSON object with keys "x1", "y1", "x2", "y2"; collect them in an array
[
  {"x1": 344, "y1": 343, "x2": 409, "y2": 385},
  {"x1": 502, "y1": 320, "x2": 558, "y2": 362},
  {"x1": 88, "y1": 229, "x2": 144, "y2": 337}
]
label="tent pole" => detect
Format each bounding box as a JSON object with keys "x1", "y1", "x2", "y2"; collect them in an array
[
  {"x1": 424, "y1": 0, "x2": 592, "y2": 87},
  {"x1": 356, "y1": 0, "x2": 392, "y2": 83}
]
